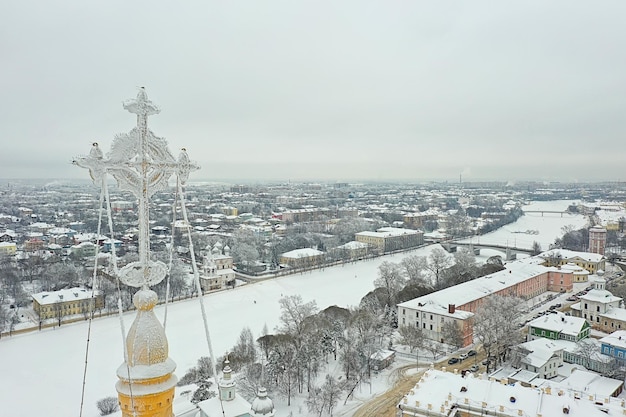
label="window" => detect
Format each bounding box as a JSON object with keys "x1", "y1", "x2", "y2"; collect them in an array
[
  {"x1": 403, "y1": 309, "x2": 406, "y2": 315},
  {"x1": 402, "y1": 318, "x2": 405, "y2": 325},
  {"x1": 429, "y1": 324, "x2": 433, "y2": 330},
  {"x1": 430, "y1": 315, "x2": 433, "y2": 320},
  {"x1": 597, "y1": 306, "x2": 600, "y2": 312},
  {"x1": 423, "y1": 323, "x2": 426, "y2": 329}
]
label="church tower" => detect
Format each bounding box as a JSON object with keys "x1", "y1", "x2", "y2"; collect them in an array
[
  {"x1": 218, "y1": 359, "x2": 237, "y2": 401},
  {"x1": 589, "y1": 226, "x2": 607, "y2": 255},
  {"x1": 74, "y1": 88, "x2": 198, "y2": 417},
  {"x1": 116, "y1": 289, "x2": 178, "y2": 417}
]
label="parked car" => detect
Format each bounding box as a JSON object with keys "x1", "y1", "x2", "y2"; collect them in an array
[
  {"x1": 459, "y1": 353, "x2": 469, "y2": 360},
  {"x1": 467, "y1": 350, "x2": 477, "y2": 357},
  {"x1": 448, "y1": 357, "x2": 459, "y2": 365},
  {"x1": 469, "y1": 364, "x2": 480, "y2": 372}
]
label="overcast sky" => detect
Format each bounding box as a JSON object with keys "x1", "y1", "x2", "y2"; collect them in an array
[{"x1": 1, "y1": 1, "x2": 625, "y2": 183}]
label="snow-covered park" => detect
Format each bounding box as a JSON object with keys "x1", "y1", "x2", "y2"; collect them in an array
[{"x1": 0, "y1": 200, "x2": 588, "y2": 416}]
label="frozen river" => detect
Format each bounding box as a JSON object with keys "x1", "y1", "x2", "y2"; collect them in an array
[{"x1": 464, "y1": 199, "x2": 587, "y2": 253}]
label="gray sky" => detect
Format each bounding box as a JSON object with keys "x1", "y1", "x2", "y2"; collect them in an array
[{"x1": 2, "y1": 1, "x2": 625, "y2": 183}]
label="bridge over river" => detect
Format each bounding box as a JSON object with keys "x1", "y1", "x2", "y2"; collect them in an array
[
  {"x1": 522, "y1": 209, "x2": 569, "y2": 217},
  {"x1": 444, "y1": 240, "x2": 535, "y2": 261}
]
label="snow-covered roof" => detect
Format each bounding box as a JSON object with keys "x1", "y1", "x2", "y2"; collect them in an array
[
  {"x1": 32, "y1": 288, "x2": 100, "y2": 305},
  {"x1": 281, "y1": 248, "x2": 324, "y2": 258},
  {"x1": 398, "y1": 260, "x2": 548, "y2": 313},
  {"x1": 559, "y1": 369, "x2": 623, "y2": 399},
  {"x1": 197, "y1": 393, "x2": 251, "y2": 417},
  {"x1": 527, "y1": 311, "x2": 587, "y2": 337},
  {"x1": 579, "y1": 288, "x2": 622, "y2": 304},
  {"x1": 401, "y1": 369, "x2": 625, "y2": 417},
  {"x1": 337, "y1": 240, "x2": 368, "y2": 250},
  {"x1": 522, "y1": 347, "x2": 559, "y2": 368},
  {"x1": 600, "y1": 307, "x2": 626, "y2": 321},
  {"x1": 599, "y1": 330, "x2": 626, "y2": 349},
  {"x1": 540, "y1": 249, "x2": 605, "y2": 263}
]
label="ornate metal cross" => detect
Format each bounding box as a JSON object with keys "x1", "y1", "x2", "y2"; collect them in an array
[{"x1": 74, "y1": 88, "x2": 199, "y2": 289}]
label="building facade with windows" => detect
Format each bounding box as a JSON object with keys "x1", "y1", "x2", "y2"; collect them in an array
[
  {"x1": 397, "y1": 259, "x2": 558, "y2": 347},
  {"x1": 355, "y1": 227, "x2": 424, "y2": 254},
  {"x1": 540, "y1": 249, "x2": 606, "y2": 274},
  {"x1": 527, "y1": 311, "x2": 590, "y2": 342},
  {"x1": 599, "y1": 330, "x2": 626, "y2": 364},
  {"x1": 32, "y1": 287, "x2": 104, "y2": 320},
  {"x1": 570, "y1": 278, "x2": 625, "y2": 332}
]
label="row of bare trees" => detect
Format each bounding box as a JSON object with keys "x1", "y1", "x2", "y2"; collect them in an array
[{"x1": 178, "y1": 293, "x2": 397, "y2": 416}]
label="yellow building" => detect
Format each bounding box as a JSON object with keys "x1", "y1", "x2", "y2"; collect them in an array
[
  {"x1": 280, "y1": 248, "x2": 325, "y2": 268},
  {"x1": 355, "y1": 227, "x2": 424, "y2": 254},
  {"x1": 540, "y1": 249, "x2": 605, "y2": 274},
  {"x1": 0, "y1": 241, "x2": 17, "y2": 255},
  {"x1": 32, "y1": 288, "x2": 104, "y2": 321}
]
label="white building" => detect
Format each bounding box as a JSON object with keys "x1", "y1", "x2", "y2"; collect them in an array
[{"x1": 398, "y1": 368, "x2": 626, "y2": 417}]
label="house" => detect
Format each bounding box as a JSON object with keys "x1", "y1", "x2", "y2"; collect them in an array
[
  {"x1": 0, "y1": 241, "x2": 17, "y2": 255},
  {"x1": 398, "y1": 368, "x2": 626, "y2": 417},
  {"x1": 570, "y1": 278, "x2": 625, "y2": 331},
  {"x1": 540, "y1": 249, "x2": 605, "y2": 274},
  {"x1": 397, "y1": 259, "x2": 554, "y2": 347},
  {"x1": 32, "y1": 288, "x2": 104, "y2": 321},
  {"x1": 70, "y1": 241, "x2": 98, "y2": 258},
  {"x1": 355, "y1": 227, "x2": 424, "y2": 254},
  {"x1": 279, "y1": 248, "x2": 324, "y2": 269},
  {"x1": 370, "y1": 349, "x2": 395, "y2": 371},
  {"x1": 559, "y1": 368, "x2": 623, "y2": 398},
  {"x1": 599, "y1": 330, "x2": 626, "y2": 364},
  {"x1": 519, "y1": 345, "x2": 562, "y2": 379},
  {"x1": 329, "y1": 240, "x2": 368, "y2": 260},
  {"x1": 517, "y1": 337, "x2": 613, "y2": 375},
  {"x1": 527, "y1": 311, "x2": 590, "y2": 342}
]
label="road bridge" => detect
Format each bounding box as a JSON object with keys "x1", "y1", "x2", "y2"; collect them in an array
[
  {"x1": 445, "y1": 241, "x2": 535, "y2": 261},
  {"x1": 523, "y1": 209, "x2": 568, "y2": 217}
]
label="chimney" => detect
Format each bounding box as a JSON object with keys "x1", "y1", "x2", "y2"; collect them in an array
[{"x1": 449, "y1": 304, "x2": 456, "y2": 314}]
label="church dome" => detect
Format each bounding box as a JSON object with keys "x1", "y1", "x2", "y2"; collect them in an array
[{"x1": 250, "y1": 387, "x2": 275, "y2": 416}]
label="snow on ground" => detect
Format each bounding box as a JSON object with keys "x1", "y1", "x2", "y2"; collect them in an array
[
  {"x1": 0, "y1": 204, "x2": 589, "y2": 417},
  {"x1": 0, "y1": 246, "x2": 441, "y2": 417}
]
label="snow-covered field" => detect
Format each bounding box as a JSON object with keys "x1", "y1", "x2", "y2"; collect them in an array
[
  {"x1": 0, "y1": 246, "x2": 439, "y2": 417},
  {"x1": 0, "y1": 200, "x2": 589, "y2": 416}
]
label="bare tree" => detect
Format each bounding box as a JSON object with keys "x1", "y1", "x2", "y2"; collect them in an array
[
  {"x1": 473, "y1": 295, "x2": 524, "y2": 372},
  {"x1": 96, "y1": 397, "x2": 119, "y2": 415},
  {"x1": 399, "y1": 255, "x2": 428, "y2": 284},
  {"x1": 427, "y1": 247, "x2": 452, "y2": 289},
  {"x1": 424, "y1": 340, "x2": 443, "y2": 361},
  {"x1": 321, "y1": 374, "x2": 345, "y2": 416},
  {"x1": 531, "y1": 241, "x2": 542, "y2": 256},
  {"x1": 397, "y1": 325, "x2": 424, "y2": 353},
  {"x1": 229, "y1": 327, "x2": 257, "y2": 371},
  {"x1": 574, "y1": 338, "x2": 599, "y2": 371},
  {"x1": 373, "y1": 261, "x2": 406, "y2": 307},
  {"x1": 441, "y1": 320, "x2": 463, "y2": 349},
  {"x1": 277, "y1": 295, "x2": 318, "y2": 338}
]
